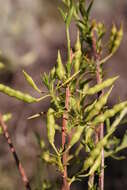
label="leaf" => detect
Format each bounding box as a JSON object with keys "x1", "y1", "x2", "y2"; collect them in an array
[
  {"x1": 23, "y1": 70, "x2": 41, "y2": 93},
  {"x1": 66, "y1": 5, "x2": 75, "y2": 27},
  {"x1": 58, "y1": 7, "x2": 67, "y2": 22},
  {"x1": 86, "y1": 0, "x2": 94, "y2": 18}
]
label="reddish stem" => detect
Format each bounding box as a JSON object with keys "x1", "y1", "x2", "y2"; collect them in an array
[
  {"x1": 0, "y1": 113, "x2": 31, "y2": 190},
  {"x1": 61, "y1": 86, "x2": 70, "y2": 190},
  {"x1": 92, "y1": 30, "x2": 104, "y2": 190}
]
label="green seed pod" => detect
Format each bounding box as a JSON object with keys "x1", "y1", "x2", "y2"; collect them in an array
[
  {"x1": 85, "y1": 87, "x2": 113, "y2": 122},
  {"x1": 109, "y1": 24, "x2": 123, "y2": 53},
  {"x1": 50, "y1": 66, "x2": 56, "y2": 79},
  {"x1": 56, "y1": 50, "x2": 66, "y2": 80},
  {"x1": 92, "y1": 101, "x2": 127, "y2": 126},
  {"x1": 90, "y1": 146, "x2": 101, "y2": 159},
  {"x1": 46, "y1": 108, "x2": 56, "y2": 146},
  {"x1": 85, "y1": 126, "x2": 94, "y2": 143},
  {"x1": 83, "y1": 136, "x2": 108, "y2": 171},
  {"x1": 90, "y1": 137, "x2": 107, "y2": 158},
  {"x1": 0, "y1": 84, "x2": 37, "y2": 103},
  {"x1": 68, "y1": 126, "x2": 84, "y2": 150},
  {"x1": 73, "y1": 32, "x2": 82, "y2": 72},
  {"x1": 82, "y1": 157, "x2": 94, "y2": 171},
  {"x1": 86, "y1": 76, "x2": 118, "y2": 95},
  {"x1": 23, "y1": 70, "x2": 41, "y2": 93},
  {"x1": 87, "y1": 154, "x2": 101, "y2": 176},
  {"x1": 85, "y1": 100, "x2": 97, "y2": 113}
]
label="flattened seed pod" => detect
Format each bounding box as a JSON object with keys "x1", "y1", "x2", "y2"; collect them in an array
[
  {"x1": 86, "y1": 76, "x2": 118, "y2": 95},
  {"x1": 46, "y1": 108, "x2": 56, "y2": 146},
  {"x1": 87, "y1": 154, "x2": 101, "y2": 176},
  {"x1": 85, "y1": 87, "x2": 113, "y2": 122},
  {"x1": 92, "y1": 101, "x2": 127, "y2": 126},
  {"x1": 80, "y1": 154, "x2": 101, "y2": 177},
  {"x1": 68, "y1": 126, "x2": 84, "y2": 150},
  {"x1": 85, "y1": 100, "x2": 97, "y2": 114},
  {"x1": 0, "y1": 84, "x2": 37, "y2": 103},
  {"x1": 83, "y1": 136, "x2": 108, "y2": 171},
  {"x1": 82, "y1": 157, "x2": 94, "y2": 171},
  {"x1": 85, "y1": 126, "x2": 94, "y2": 143}
]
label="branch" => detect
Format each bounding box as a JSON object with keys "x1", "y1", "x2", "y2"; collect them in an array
[
  {"x1": 92, "y1": 30, "x2": 104, "y2": 190},
  {"x1": 61, "y1": 86, "x2": 70, "y2": 190},
  {"x1": 0, "y1": 113, "x2": 31, "y2": 190}
]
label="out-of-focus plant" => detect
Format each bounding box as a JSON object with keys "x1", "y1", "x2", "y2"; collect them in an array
[{"x1": 0, "y1": 1, "x2": 126, "y2": 190}]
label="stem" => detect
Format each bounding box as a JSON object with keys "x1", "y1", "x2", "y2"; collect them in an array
[
  {"x1": 88, "y1": 174, "x2": 94, "y2": 190},
  {"x1": 61, "y1": 86, "x2": 70, "y2": 190},
  {"x1": 92, "y1": 31, "x2": 104, "y2": 190},
  {"x1": 0, "y1": 113, "x2": 31, "y2": 190},
  {"x1": 66, "y1": 26, "x2": 71, "y2": 64}
]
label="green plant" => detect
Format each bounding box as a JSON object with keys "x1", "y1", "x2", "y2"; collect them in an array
[{"x1": 0, "y1": 1, "x2": 126, "y2": 190}]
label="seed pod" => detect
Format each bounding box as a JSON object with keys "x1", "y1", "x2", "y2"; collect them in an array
[
  {"x1": 83, "y1": 136, "x2": 107, "y2": 171},
  {"x1": 68, "y1": 126, "x2": 84, "y2": 150},
  {"x1": 90, "y1": 137, "x2": 107, "y2": 159},
  {"x1": 46, "y1": 108, "x2": 56, "y2": 146},
  {"x1": 92, "y1": 101, "x2": 127, "y2": 126},
  {"x1": 87, "y1": 154, "x2": 101, "y2": 176},
  {"x1": 86, "y1": 76, "x2": 118, "y2": 95},
  {"x1": 85, "y1": 126, "x2": 93, "y2": 144},
  {"x1": 23, "y1": 70, "x2": 41, "y2": 93},
  {"x1": 50, "y1": 66, "x2": 56, "y2": 79},
  {"x1": 85, "y1": 87, "x2": 113, "y2": 122},
  {"x1": 0, "y1": 84, "x2": 37, "y2": 103},
  {"x1": 82, "y1": 156, "x2": 94, "y2": 171},
  {"x1": 109, "y1": 24, "x2": 123, "y2": 53},
  {"x1": 85, "y1": 100, "x2": 97, "y2": 114},
  {"x1": 85, "y1": 109, "x2": 127, "y2": 169},
  {"x1": 56, "y1": 50, "x2": 66, "y2": 80},
  {"x1": 73, "y1": 32, "x2": 82, "y2": 72}
]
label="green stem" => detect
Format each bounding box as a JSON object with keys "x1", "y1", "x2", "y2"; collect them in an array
[
  {"x1": 66, "y1": 26, "x2": 71, "y2": 64},
  {"x1": 37, "y1": 94, "x2": 51, "y2": 102}
]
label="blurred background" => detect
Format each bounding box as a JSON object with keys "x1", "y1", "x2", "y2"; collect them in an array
[{"x1": 0, "y1": 0, "x2": 127, "y2": 189}]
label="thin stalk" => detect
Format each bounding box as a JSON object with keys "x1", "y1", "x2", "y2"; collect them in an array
[
  {"x1": 88, "y1": 174, "x2": 94, "y2": 190},
  {"x1": 61, "y1": 86, "x2": 70, "y2": 190},
  {"x1": 0, "y1": 113, "x2": 31, "y2": 190},
  {"x1": 92, "y1": 31, "x2": 104, "y2": 190},
  {"x1": 66, "y1": 26, "x2": 71, "y2": 65}
]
